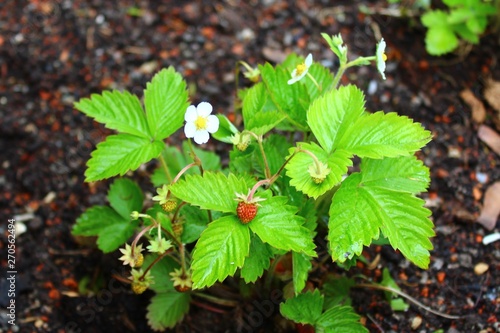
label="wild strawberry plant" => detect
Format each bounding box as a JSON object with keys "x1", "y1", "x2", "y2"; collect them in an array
[{"x1": 72, "y1": 33, "x2": 433, "y2": 331}]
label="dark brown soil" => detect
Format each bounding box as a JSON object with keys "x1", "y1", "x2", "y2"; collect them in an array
[{"x1": 1, "y1": 1, "x2": 499, "y2": 332}]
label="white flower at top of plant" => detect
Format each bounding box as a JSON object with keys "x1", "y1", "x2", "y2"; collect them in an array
[
  {"x1": 288, "y1": 53, "x2": 313, "y2": 85},
  {"x1": 184, "y1": 102, "x2": 219, "y2": 145},
  {"x1": 376, "y1": 38, "x2": 387, "y2": 80}
]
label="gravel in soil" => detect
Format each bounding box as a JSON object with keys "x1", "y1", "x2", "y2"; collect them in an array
[{"x1": 1, "y1": 1, "x2": 499, "y2": 332}]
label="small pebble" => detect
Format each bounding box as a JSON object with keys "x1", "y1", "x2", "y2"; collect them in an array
[
  {"x1": 476, "y1": 172, "x2": 488, "y2": 184},
  {"x1": 474, "y1": 262, "x2": 489, "y2": 275},
  {"x1": 411, "y1": 315, "x2": 422, "y2": 329}
]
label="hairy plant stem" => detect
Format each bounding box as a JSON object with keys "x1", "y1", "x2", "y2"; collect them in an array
[
  {"x1": 330, "y1": 56, "x2": 376, "y2": 91},
  {"x1": 192, "y1": 292, "x2": 240, "y2": 307},
  {"x1": 139, "y1": 251, "x2": 171, "y2": 281},
  {"x1": 355, "y1": 283, "x2": 462, "y2": 320},
  {"x1": 159, "y1": 153, "x2": 172, "y2": 183},
  {"x1": 247, "y1": 131, "x2": 271, "y2": 179},
  {"x1": 307, "y1": 72, "x2": 321, "y2": 91}
]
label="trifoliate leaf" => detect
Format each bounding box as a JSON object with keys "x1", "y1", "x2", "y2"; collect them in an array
[
  {"x1": 144, "y1": 67, "x2": 189, "y2": 140},
  {"x1": 191, "y1": 215, "x2": 251, "y2": 289},
  {"x1": 285, "y1": 142, "x2": 352, "y2": 199},
  {"x1": 241, "y1": 235, "x2": 274, "y2": 283},
  {"x1": 280, "y1": 289, "x2": 324, "y2": 325},
  {"x1": 168, "y1": 172, "x2": 250, "y2": 213},
  {"x1": 107, "y1": 178, "x2": 143, "y2": 220},
  {"x1": 425, "y1": 26, "x2": 459, "y2": 55},
  {"x1": 242, "y1": 83, "x2": 285, "y2": 135},
  {"x1": 72, "y1": 206, "x2": 138, "y2": 253},
  {"x1": 260, "y1": 63, "x2": 310, "y2": 131},
  {"x1": 143, "y1": 255, "x2": 179, "y2": 293},
  {"x1": 249, "y1": 196, "x2": 316, "y2": 256},
  {"x1": 74, "y1": 90, "x2": 150, "y2": 138},
  {"x1": 85, "y1": 133, "x2": 164, "y2": 182},
  {"x1": 316, "y1": 305, "x2": 368, "y2": 333},
  {"x1": 292, "y1": 251, "x2": 312, "y2": 295},
  {"x1": 339, "y1": 112, "x2": 432, "y2": 158},
  {"x1": 329, "y1": 170, "x2": 434, "y2": 268},
  {"x1": 147, "y1": 292, "x2": 191, "y2": 330},
  {"x1": 307, "y1": 85, "x2": 366, "y2": 153}
]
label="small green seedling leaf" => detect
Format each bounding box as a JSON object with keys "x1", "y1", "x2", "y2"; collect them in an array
[
  {"x1": 147, "y1": 292, "x2": 191, "y2": 330},
  {"x1": 212, "y1": 114, "x2": 239, "y2": 143},
  {"x1": 380, "y1": 268, "x2": 409, "y2": 311}
]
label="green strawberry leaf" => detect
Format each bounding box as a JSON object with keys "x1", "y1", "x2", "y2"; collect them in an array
[
  {"x1": 144, "y1": 67, "x2": 189, "y2": 140},
  {"x1": 329, "y1": 164, "x2": 434, "y2": 268},
  {"x1": 212, "y1": 114, "x2": 238, "y2": 143},
  {"x1": 305, "y1": 63, "x2": 335, "y2": 101},
  {"x1": 179, "y1": 204, "x2": 210, "y2": 244},
  {"x1": 381, "y1": 268, "x2": 409, "y2": 311},
  {"x1": 285, "y1": 142, "x2": 352, "y2": 199},
  {"x1": 339, "y1": 112, "x2": 432, "y2": 158},
  {"x1": 107, "y1": 178, "x2": 143, "y2": 220},
  {"x1": 147, "y1": 292, "x2": 191, "y2": 330},
  {"x1": 72, "y1": 206, "x2": 138, "y2": 253},
  {"x1": 260, "y1": 63, "x2": 310, "y2": 131},
  {"x1": 280, "y1": 289, "x2": 324, "y2": 325},
  {"x1": 85, "y1": 133, "x2": 164, "y2": 182},
  {"x1": 316, "y1": 305, "x2": 368, "y2": 333},
  {"x1": 323, "y1": 276, "x2": 355, "y2": 309},
  {"x1": 249, "y1": 196, "x2": 316, "y2": 256},
  {"x1": 74, "y1": 90, "x2": 150, "y2": 139},
  {"x1": 143, "y1": 255, "x2": 179, "y2": 293},
  {"x1": 292, "y1": 251, "x2": 312, "y2": 295},
  {"x1": 168, "y1": 172, "x2": 251, "y2": 213},
  {"x1": 421, "y1": 10, "x2": 449, "y2": 27},
  {"x1": 425, "y1": 26, "x2": 459, "y2": 56},
  {"x1": 307, "y1": 85, "x2": 366, "y2": 153},
  {"x1": 191, "y1": 215, "x2": 251, "y2": 289},
  {"x1": 240, "y1": 234, "x2": 274, "y2": 283},
  {"x1": 242, "y1": 82, "x2": 285, "y2": 135}
]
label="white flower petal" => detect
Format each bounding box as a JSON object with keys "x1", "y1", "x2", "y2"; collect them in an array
[
  {"x1": 184, "y1": 122, "x2": 196, "y2": 138},
  {"x1": 185, "y1": 105, "x2": 198, "y2": 122},
  {"x1": 197, "y1": 102, "x2": 213, "y2": 117},
  {"x1": 194, "y1": 130, "x2": 209, "y2": 144},
  {"x1": 376, "y1": 38, "x2": 387, "y2": 80},
  {"x1": 305, "y1": 53, "x2": 313, "y2": 66},
  {"x1": 206, "y1": 115, "x2": 219, "y2": 133}
]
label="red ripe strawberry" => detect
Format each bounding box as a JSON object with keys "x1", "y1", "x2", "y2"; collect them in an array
[{"x1": 237, "y1": 201, "x2": 258, "y2": 224}]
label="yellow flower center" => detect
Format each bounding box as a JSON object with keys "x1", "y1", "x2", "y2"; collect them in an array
[
  {"x1": 296, "y1": 63, "x2": 307, "y2": 76},
  {"x1": 194, "y1": 116, "x2": 207, "y2": 130},
  {"x1": 382, "y1": 53, "x2": 387, "y2": 61}
]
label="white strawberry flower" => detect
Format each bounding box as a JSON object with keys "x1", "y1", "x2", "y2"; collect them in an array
[
  {"x1": 184, "y1": 102, "x2": 219, "y2": 144},
  {"x1": 376, "y1": 39, "x2": 387, "y2": 80},
  {"x1": 288, "y1": 53, "x2": 313, "y2": 85}
]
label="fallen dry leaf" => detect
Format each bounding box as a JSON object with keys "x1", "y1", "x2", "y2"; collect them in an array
[
  {"x1": 262, "y1": 47, "x2": 287, "y2": 63},
  {"x1": 460, "y1": 89, "x2": 486, "y2": 123},
  {"x1": 477, "y1": 181, "x2": 500, "y2": 230},
  {"x1": 484, "y1": 78, "x2": 500, "y2": 113},
  {"x1": 478, "y1": 125, "x2": 500, "y2": 155}
]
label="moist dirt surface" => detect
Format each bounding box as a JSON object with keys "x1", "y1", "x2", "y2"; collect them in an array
[{"x1": 1, "y1": 1, "x2": 499, "y2": 332}]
